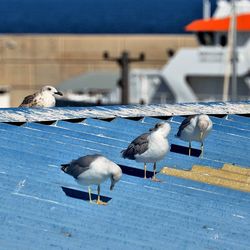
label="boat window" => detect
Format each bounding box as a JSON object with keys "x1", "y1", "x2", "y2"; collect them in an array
[
  {"x1": 167, "y1": 49, "x2": 175, "y2": 58},
  {"x1": 220, "y1": 34, "x2": 227, "y2": 46},
  {"x1": 197, "y1": 32, "x2": 215, "y2": 45}
]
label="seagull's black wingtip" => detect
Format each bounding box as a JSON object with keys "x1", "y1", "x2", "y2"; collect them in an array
[
  {"x1": 61, "y1": 164, "x2": 70, "y2": 172},
  {"x1": 120, "y1": 149, "x2": 126, "y2": 158}
]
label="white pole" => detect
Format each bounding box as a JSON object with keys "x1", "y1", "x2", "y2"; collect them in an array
[
  {"x1": 203, "y1": 0, "x2": 211, "y2": 19},
  {"x1": 231, "y1": 0, "x2": 237, "y2": 101},
  {"x1": 223, "y1": 0, "x2": 237, "y2": 102}
]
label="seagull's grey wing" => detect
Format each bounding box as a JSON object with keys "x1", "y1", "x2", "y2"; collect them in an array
[
  {"x1": 19, "y1": 93, "x2": 38, "y2": 107},
  {"x1": 176, "y1": 115, "x2": 196, "y2": 137},
  {"x1": 61, "y1": 154, "x2": 102, "y2": 179},
  {"x1": 122, "y1": 133, "x2": 149, "y2": 160}
]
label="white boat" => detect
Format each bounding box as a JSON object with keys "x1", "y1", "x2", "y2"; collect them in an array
[
  {"x1": 157, "y1": 0, "x2": 250, "y2": 102},
  {"x1": 131, "y1": 0, "x2": 250, "y2": 103}
]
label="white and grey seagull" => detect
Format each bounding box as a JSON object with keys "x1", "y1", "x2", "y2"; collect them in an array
[
  {"x1": 61, "y1": 154, "x2": 122, "y2": 205},
  {"x1": 176, "y1": 114, "x2": 213, "y2": 157},
  {"x1": 121, "y1": 122, "x2": 171, "y2": 181},
  {"x1": 19, "y1": 85, "x2": 63, "y2": 108}
]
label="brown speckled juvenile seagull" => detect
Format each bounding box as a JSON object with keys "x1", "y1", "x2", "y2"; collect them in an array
[{"x1": 19, "y1": 85, "x2": 63, "y2": 108}]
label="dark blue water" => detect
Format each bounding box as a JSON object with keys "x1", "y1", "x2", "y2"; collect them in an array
[{"x1": 0, "y1": 0, "x2": 216, "y2": 34}]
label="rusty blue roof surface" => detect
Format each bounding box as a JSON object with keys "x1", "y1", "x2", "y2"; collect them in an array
[{"x1": 0, "y1": 102, "x2": 250, "y2": 250}]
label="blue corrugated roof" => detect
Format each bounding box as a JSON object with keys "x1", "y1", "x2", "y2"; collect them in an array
[{"x1": 1, "y1": 102, "x2": 250, "y2": 249}]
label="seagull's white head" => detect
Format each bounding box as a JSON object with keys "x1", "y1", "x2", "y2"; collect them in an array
[
  {"x1": 40, "y1": 85, "x2": 63, "y2": 96},
  {"x1": 198, "y1": 115, "x2": 210, "y2": 132},
  {"x1": 110, "y1": 164, "x2": 122, "y2": 191},
  {"x1": 150, "y1": 122, "x2": 171, "y2": 138}
]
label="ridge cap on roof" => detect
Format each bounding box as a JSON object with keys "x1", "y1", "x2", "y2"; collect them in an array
[{"x1": 0, "y1": 101, "x2": 249, "y2": 123}]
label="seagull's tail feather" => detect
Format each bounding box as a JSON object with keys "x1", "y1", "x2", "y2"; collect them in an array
[
  {"x1": 121, "y1": 148, "x2": 135, "y2": 160},
  {"x1": 121, "y1": 149, "x2": 131, "y2": 159},
  {"x1": 120, "y1": 149, "x2": 126, "y2": 158},
  {"x1": 175, "y1": 130, "x2": 181, "y2": 138},
  {"x1": 61, "y1": 163, "x2": 70, "y2": 173}
]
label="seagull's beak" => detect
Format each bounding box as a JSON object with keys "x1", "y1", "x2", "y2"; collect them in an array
[{"x1": 55, "y1": 91, "x2": 63, "y2": 96}]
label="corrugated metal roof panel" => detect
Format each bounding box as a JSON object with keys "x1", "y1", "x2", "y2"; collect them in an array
[
  {"x1": 0, "y1": 101, "x2": 249, "y2": 122},
  {"x1": 1, "y1": 102, "x2": 250, "y2": 249}
]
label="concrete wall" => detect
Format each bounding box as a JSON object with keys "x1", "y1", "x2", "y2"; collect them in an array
[{"x1": 0, "y1": 35, "x2": 197, "y2": 106}]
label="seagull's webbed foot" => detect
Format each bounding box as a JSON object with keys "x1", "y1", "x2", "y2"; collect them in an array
[
  {"x1": 151, "y1": 176, "x2": 162, "y2": 182},
  {"x1": 151, "y1": 162, "x2": 162, "y2": 182},
  {"x1": 96, "y1": 200, "x2": 108, "y2": 206},
  {"x1": 95, "y1": 184, "x2": 108, "y2": 205}
]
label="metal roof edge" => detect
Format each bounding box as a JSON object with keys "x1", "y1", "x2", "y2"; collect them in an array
[{"x1": 0, "y1": 101, "x2": 249, "y2": 123}]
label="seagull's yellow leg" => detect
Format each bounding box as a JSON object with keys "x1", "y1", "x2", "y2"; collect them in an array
[
  {"x1": 189, "y1": 142, "x2": 192, "y2": 156},
  {"x1": 88, "y1": 186, "x2": 93, "y2": 203},
  {"x1": 144, "y1": 163, "x2": 147, "y2": 179},
  {"x1": 151, "y1": 162, "x2": 161, "y2": 182},
  {"x1": 96, "y1": 184, "x2": 107, "y2": 205},
  {"x1": 200, "y1": 132, "x2": 204, "y2": 158},
  {"x1": 201, "y1": 142, "x2": 204, "y2": 158},
  {"x1": 200, "y1": 131, "x2": 204, "y2": 140}
]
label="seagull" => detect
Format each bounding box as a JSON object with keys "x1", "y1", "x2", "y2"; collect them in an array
[
  {"x1": 61, "y1": 154, "x2": 122, "y2": 205},
  {"x1": 121, "y1": 122, "x2": 171, "y2": 181},
  {"x1": 176, "y1": 114, "x2": 213, "y2": 157},
  {"x1": 19, "y1": 85, "x2": 63, "y2": 107}
]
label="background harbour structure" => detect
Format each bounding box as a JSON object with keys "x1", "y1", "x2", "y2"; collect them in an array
[
  {"x1": 0, "y1": 35, "x2": 198, "y2": 107},
  {"x1": 2, "y1": 0, "x2": 250, "y2": 106},
  {"x1": 0, "y1": 0, "x2": 217, "y2": 106}
]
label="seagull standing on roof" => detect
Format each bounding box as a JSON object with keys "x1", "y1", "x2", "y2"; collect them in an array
[
  {"x1": 121, "y1": 122, "x2": 171, "y2": 181},
  {"x1": 61, "y1": 154, "x2": 122, "y2": 205},
  {"x1": 176, "y1": 114, "x2": 213, "y2": 157},
  {"x1": 19, "y1": 85, "x2": 63, "y2": 108}
]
